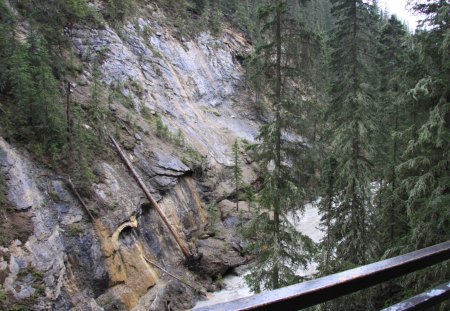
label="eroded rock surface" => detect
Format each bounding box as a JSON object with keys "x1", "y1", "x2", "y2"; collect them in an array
[
  {"x1": 0, "y1": 6, "x2": 259, "y2": 311},
  {"x1": 71, "y1": 15, "x2": 259, "y2": 166}
]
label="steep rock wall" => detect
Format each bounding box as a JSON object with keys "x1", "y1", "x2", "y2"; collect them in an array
[
  {"x1": 71, "y1": 11, "x2": 259, "y2": 166},
  {"x1": 0, "y1": 6, "x2": 259, "y2": 311}
]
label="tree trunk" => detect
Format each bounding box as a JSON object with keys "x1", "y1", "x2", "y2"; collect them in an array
[{"x1": 110, "y1": 135, "x2": 193, "y2": 260}]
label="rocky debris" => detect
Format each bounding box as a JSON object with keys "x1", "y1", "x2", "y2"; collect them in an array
[
  {"x1": 151, "y1": 175, "x2": 178, "y2": 191},
  {"x1": 92, "y1": 162, "x2": 146, "y2": 231},
  {"x1": 152, "y1": 150, "x2": 190, "y2": 176},
  {"x1": 96, "y1": 284, "x2": 131, "y2": 311},
  {"x1": 132, "y1": 280, "x2": 196, "y2": 311},
  {"x1": 134, "y1": 147, "x2": 190, "y2": 177},
  {"x1": 197, "y1": 210, "x2": 247, "y2": 278},
  {"x1": 197, "y1": 236, "x2": 246, "y2": 278}
]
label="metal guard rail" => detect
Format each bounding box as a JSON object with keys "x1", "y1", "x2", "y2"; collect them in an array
[{"x1": 194, "y1": 240, "x2": 450, "y2": 311}]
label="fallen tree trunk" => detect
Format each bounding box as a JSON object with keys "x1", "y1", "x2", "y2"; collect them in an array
[
  {"x1": 109, "y1": 135, "x2": 193, "y2": 259},
  {"x1": 67, "y1": 177, "x2": 95, "y2": 221}
]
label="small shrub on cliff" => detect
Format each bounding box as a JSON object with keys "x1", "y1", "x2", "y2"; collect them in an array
[
  {"x1": 104, "y1": 0, "x2": 136, "y2": 21},
  {"x1": 155, "y1": 115, "x2": 169, "y2": 138},
  {"x1": 0, "y1": 171, "x2": 6, "y2": 206},
  {"x1": 0, "y1": 285, "x2": 5, "y2": 301}
]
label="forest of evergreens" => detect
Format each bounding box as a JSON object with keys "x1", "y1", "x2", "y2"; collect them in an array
[
  {"x1": 236, "y1": 1, "x2": 449, "y2": 309},
  {"x1": 0, "y1": 0, "x2": 448, "y2": 310}
]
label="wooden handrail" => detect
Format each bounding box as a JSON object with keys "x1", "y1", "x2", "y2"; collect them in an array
[
  {"x1": 382, "y1": 281, "x2": 450, "y2": 311},
  {"x1": 194, "y1": 241, "x2": 450, "y2": 311}
]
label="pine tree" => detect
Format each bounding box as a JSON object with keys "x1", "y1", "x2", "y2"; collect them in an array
[
  {"x1": 243, "y1": 0, "x2": 317, "y2": 292},
  {"x1": 374, "y1": 15, "x2": 411, "y2": 255},
  {"x1": 0, "y1": 0, "x2": 15, "y2": 92},
  {"x1": 318, "y1": 2, "x2": 381, "y2": 308},
  {"x1": 6, "y1": 31, "x2": 66, "y2": 152},
  {"x1": 7, "y1": 44, "x2": 35, "y2": 129},
  {"x1": 319, "y1": 0, "x2": 379, "y2": 281},
  {"x1": 27, "y1": 31, "x2": 66, "y2": 151},
  {"x1": 231, "y1": 139, "x2": 243, "y2": 211},
  {"x1": 395, "y1": 0, "x2": 450, "y2": 297}
]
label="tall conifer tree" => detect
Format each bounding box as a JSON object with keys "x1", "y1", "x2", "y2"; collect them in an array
[
  {"x1": 319, "y1": 0, "x2": 378, "y2": 277},
  {"x1": 395, "y1": 0, "x2": 450, "y2": 296},
  {"x1": 244, "y1": 0, "x2": 317, "y2": 292},
  {"x1": 373, "y1": 15, "x2": 411, "y2": 256}
]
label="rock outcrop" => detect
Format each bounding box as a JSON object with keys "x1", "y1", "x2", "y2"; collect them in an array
[{"x1": 0, "y1": 5, "x2": 260, "y2": 311}]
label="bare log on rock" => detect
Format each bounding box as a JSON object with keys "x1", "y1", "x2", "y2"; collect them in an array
[{"x1": 109, "y1": 135, "x2": 193, "y2": 259}]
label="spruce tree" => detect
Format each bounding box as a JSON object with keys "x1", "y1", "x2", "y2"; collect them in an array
[
  {"x1": 231, "y1": 139, "x2": 243, "y2": 211},
  {"x1": 0, "y1": 0, "x2": 15, "y2": 92},
  {"x1": 7, "y1": 31, "x2": 66, "y2": 152},
  {"x1": 27, "y1": 32, "x2": 66, "y2": 151},
  {"x1": 319, "y1": 0, "x2": 379, "y2": 280},
  {"x1": 373, "y1": 15, "x2": 411, "y2": 255},
  {"x1": 395, "y1": 0, "x2": 450, "y2": 297},
  {"x1": 243, "y1": 0, "x2": 317, "y2": 292}
]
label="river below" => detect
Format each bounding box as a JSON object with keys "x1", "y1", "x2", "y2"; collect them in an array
[{"x1": 194, "y1": 204, "x2": 324, "y2": 309}]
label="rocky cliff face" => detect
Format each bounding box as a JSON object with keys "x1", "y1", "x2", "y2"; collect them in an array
[{"x1": 0, "y1": 5, "x2": 260, "y2": 311}]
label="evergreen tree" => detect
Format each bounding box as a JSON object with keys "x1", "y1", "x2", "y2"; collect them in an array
[
  {"x1": 395, "y1": 0, "x2": 450, "y2": 297},
  {"x1": 319, "y1": 0, "x2": 379, "y2": 294},
  {"x1": 244, "y1": 0, "x2": 317, "y2": 292},
  {"x1": 0, "y1": 0, "x2": 15, "y2": 92},
  {"x1": 28, "y1": 32, "x2": 66, "y2": 149},
  {"x1": 6, "y1": 31, "x2": 66, "y2": 152},
  {"x1": 231, "y1": 139, "x2": 243, "y2": 211},
  {"x1": 373, "y1": 15, "x2": 411, "y2": 255}
]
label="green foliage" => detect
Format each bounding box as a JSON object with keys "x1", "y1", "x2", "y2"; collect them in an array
[
  {"x1": 244, "y1": 0, "x2": 318, "y2": 292},
  {"x1": 140, "y1": 106, "x2": 154, "y2": 121},
  {"x1": 395, "y1": 3, "x2": 450, "y2": 293},
  {"x1": 215, "y1": 273, "x2": 224, "y2": 289},
  {"x1": 155, "y1": 115, "x2": 169, "y2": 138},
  {"x1": 66, "y1": 223, "x2": 85, "y2": 236},
  {"x1": 231, "y1": 139, "x2": 243, "y2": 210},
  {"x1": 108, "y1": 81, "x2": 134, "y2": 109},
  {"x1": 88, "y1": 59, "x2": 108, "y2": 140},
  {"x1": 0, "y1": 0, "x2": 14, "y2": 91},
  {"x1": 6, "y1": 32, "x2": 66, "y2": 154},
  {"x1": 0, "y1": 284, "x2": 6, "y2": 301},
  {"x1": 68, "y1": 103, "x2": 102, "y2": 195},
  {"x1": 317, "y1": 1, "x2": 381, "y2": 307},
  {"x1": 205, "y1": 0, "x2": 223, "y2": 34},
  {"x1": 372, "y1": 15, "x2": 412, "y2": 261},
  {"x1": 104, "y1": 0, "x2": 136, "y2": 21},
  {"x1": 320, "y1": 0, "x2": 379, "y2": 270},
  {"x1": 0, "y1": 170, "x2": 7, "y2": 206},
  {"x1": 174, "y1": 129, "x2": 186, "y2": 147},
  {"x1": 14, "y1": 0, "x2": 100, "y2": 47},
  {"x1": 207, "y1": 203, "x2": 220, "y2": 224}
]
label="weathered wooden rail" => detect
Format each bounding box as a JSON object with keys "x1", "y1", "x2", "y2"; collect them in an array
[{"x1": 194, "y1": 240, "x2": 450, "y2": 311}]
